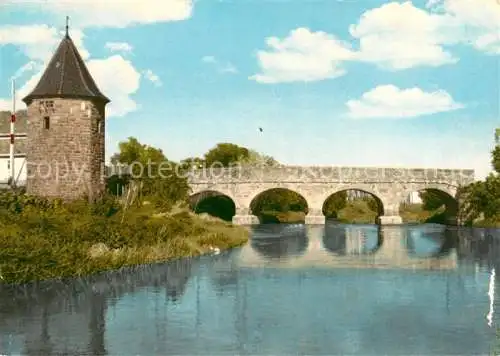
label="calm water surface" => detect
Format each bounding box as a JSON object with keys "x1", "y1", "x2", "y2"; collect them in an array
[{"x1": 1, "y1": 223, "x2": 500, "y2": 355}]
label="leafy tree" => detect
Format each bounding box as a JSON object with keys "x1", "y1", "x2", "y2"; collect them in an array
[
  {"x1": 111, "y1": 137, "x2": 165, "y2": 165},
  {"x1": 460, "y1": 177, "x2": 498, "y2": 224},
  {"x1": 108, "y1": 137, "x2": 190, "y2": 210},
  {"x1": 492, "y1": 145, "x2": 500, "y2": 174},
  {"x1": 111, "y1": 137, "x2": 167, "y2": 177},
  {"x1": 419, "y1": 190, "x2": 445, "y2": 211},
  {"x1": 459, "y1": 141, "x2": 500, "y2": 225},
  {"x1": 250, "y1": 189, "x2": 308, "y2": 215},
  {"x1": 180, "y1": 157, "x2": 205, "y2": 170},
  {"x1": 240, "y1": 149, "x2": 279, "y2": 167},
  {"x1": 204, "y1": 143, "x2": 250, "y2": 167},
  {"x1": 365, "y1": 196, "x2": 380, "y2": 213},
  {"x1": 323, "y1": 191, "x2": 347, "y2": 218}
]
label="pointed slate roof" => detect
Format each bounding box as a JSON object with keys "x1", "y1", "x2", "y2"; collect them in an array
[{"x1": 22, "y1": 31, "x2": 110, "y2": 105}]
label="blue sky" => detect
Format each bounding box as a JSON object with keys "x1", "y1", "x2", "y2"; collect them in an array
[{"x1": 0, "y1": 0, "x2": 498, "y2": 179}]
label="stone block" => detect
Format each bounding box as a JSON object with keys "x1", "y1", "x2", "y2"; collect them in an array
[
  {"x1": 305, "y1": 215, "x2": 325, "y2": 225},
  {"x1": 232, "y1": 214, "x2": 260, "y2": 225},
  {"x1": 377, "y1": 215, "x2": 403, "y2": 225}
]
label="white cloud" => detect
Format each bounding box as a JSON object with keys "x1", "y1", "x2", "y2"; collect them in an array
[
  {"x1": 201, "y1": 55, "x2": 238, "y2": 74},
  {"x1": 0, "y1": 24, "x2": 140, "y2": 117},
  {"x1": 3, "y1": 0, "x2": 193, "y2": 28},
  {"x1": 0, "y1": 54, "x2": 141, "y2": 118},
  {"x1": 350, "y1": 0, "x2": 500, "y2": 69},
  {"x1": 346, "y1": 85, "x2": 464, "y2": 119},
  {"x1": 349, "y1": 1, "x2": 459, "y2": 69},
  {"x1": 105, "y1": 133, "x2": 119, "y2": 163},
  {"x1": 0, "y1": 1, "x2": 191, "y2": 116},
  {"x1": 143, "y1": 69, "x2": 162, "y2": 87},
  {"x1": 88, "y1": 56, "x2": 141, "y2": 117},
  {"x1": 0, "y1": 24, "x2": 89, "y2": 62},
  {"x1": 105, "y1": 41, "x2": 133, "y2": 53},
  {"x1": 12, "y1": 61, "x2": 39, "y2": 80},
  {"x1": 429, "y1": 0, "x2": 500, "y2": 54},
  {"x1": 250, "y1": 27, "x2": 354, "y2": 83},
  {"x1": 250, "y1": 1, "x2": 500, "y2": 81}
]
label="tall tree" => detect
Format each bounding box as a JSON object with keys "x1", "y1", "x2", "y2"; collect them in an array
[
  {"x1": 111, "y1": 137, "x2": 167, "y2": 175},
  {"x1": 250, "y1": 188, "x2": 308, "y2": 215},
  {"x1": 109, "y1": 137, "x2": 189, "y2": 209},
  {"x1": 419, "y1": 190, "x2": 445, "y2": 211},
  {"x1": 492, "y1": 145, "x2": 500, "y2": 174},
  {"x1": 203, "y1": 143, "x2": 250, "y2": 167},
  {"x1": 323, "y1": 191, "x2": 347, "y2": 218},
  {"x1": 180, "y1": 157, "x2": 205, "y2": 170},
  {"x1": 460, "y1": 141, "x2": 500, "y2": 225},
  {"x1": 239, "y1": 149, "x2": 279, "y2": 167}
]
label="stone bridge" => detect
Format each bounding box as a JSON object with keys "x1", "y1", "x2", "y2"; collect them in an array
[{"x1": 187, "y1": 166, "x2": 475, "y2": 225}]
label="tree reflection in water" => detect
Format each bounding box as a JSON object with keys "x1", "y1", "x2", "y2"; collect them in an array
[
  {"x1": 405, "y1": 224, "x2": 459, "y2": 258},
  {"x1": 165, "y1": 259, "x2": 193, "y2": 302},
  {"x1": 207, "y1": 252, "x2": 241, "y2": 296},
  {"x1": 0, "y1": 257, "x2": 195, "y2": 355},
  {"x1": 458, "y1": 228, "x2": 500, "y2": 268},
  {"x1": 1, "y1": 226, "x2": 499, "y2": 355},
  {"x1": 250, "y1": 224, "x2": 309, "y2": 259}
]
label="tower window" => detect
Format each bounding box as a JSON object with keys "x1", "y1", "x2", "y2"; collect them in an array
[
  {"x1": 43, "y1": 116, "x2": 50, "y2": 129},
  {"x1": 97, "y1": 119, "x2": 102, "y2": 133}
]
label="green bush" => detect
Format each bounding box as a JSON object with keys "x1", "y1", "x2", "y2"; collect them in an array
[{"x1": 0, "y1": 190, "x2": 248, "y2": 285}]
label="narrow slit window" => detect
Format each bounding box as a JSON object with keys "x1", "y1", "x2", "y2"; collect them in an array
[
  {"x1": 97, "y1": 119, "x2": 102, "y2": 133},
  {"x1": 43, "y1": 116, "x2": 50, "y2": 130}
]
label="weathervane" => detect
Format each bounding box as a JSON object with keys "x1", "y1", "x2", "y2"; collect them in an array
[{"x1": 65, "y1": 16, "x2": 69, "y2": 37}]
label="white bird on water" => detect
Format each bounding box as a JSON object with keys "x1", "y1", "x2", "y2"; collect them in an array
[{"x1": 208, "y1": 245, "x2": 220, "y2": 255}]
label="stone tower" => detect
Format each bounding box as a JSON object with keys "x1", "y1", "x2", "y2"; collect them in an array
[{"x1": 22, "y1": 25, "x2": 110, "y2": 201}]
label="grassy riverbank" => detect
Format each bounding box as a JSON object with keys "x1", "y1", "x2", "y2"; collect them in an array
[{"x1": 0, "y1": 193, "x2": 249, "y2": 285}]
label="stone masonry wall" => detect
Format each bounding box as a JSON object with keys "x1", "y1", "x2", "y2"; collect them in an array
[
  {"x1": 89, "y1": 102, "x2": 106, "y2": 200},
  {"x1": 187, "y1": 166, "x2": 475, "y2": 219},
  {"x1": 188, "y1": 166, "x2": 475, "y2": 186},
  {"x1": 26, "y1": 98, "x2": 105, "y2": 200}
]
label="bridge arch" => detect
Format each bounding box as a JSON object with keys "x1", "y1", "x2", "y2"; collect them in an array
[
  {"x1": 401, "y1": 184, "x2": 459, "y2": 225},
  {"x1": 321, "y1": 187, "x2": 384, "y2": 224},
  {"x1": 189, "y1": 190, "x2": 237, "y2": 222},
  {"x1": 249, "y1": 187, "x2": 309, "y2": 223}
]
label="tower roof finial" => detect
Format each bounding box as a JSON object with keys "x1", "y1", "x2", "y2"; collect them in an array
[{"x1": 21, "y1": 14, "x2": 110, "y2": 105}]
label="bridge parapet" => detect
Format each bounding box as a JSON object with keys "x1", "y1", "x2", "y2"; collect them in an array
[{"x1": 187, "y1": 166, "x2": 475, "y2": 186}]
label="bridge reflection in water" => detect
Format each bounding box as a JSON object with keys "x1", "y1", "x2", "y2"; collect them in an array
[
  {"x1": 1, "y1": 224, "x2": 499, "y2": 355},
  {"x1": 239, "y1": 223, "x2": 458, "y2": 270}
]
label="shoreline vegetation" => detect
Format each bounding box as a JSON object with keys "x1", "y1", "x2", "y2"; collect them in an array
[
  {"x1": 0, "y1": 192, "x2": 249, "y2": 285},
  {"x1": 1, "y1": 137, "x2": 498, "y2": 285}
]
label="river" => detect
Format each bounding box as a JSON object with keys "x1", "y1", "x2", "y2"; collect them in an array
[{"x1": 1, "y1": 223, "x2": 500, "y2": 355}]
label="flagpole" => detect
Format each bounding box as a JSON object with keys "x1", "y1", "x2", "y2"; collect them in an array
[{"x1": 9, "y1": 78, "x2": 16, "y2": 188}]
